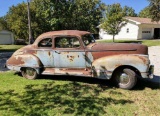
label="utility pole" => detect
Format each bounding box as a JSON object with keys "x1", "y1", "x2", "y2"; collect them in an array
[{"x1": 27, "y1": 0, "x2": 33, "y2": 44}]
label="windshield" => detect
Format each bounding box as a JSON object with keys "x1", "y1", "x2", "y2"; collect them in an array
[{"x1": 82, "y1": 34, "x2": 95, "y2": 46}]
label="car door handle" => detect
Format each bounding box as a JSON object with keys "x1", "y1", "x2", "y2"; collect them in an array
[{"x1": 55, "y1": 51, "x2": 61, "y2": 54}]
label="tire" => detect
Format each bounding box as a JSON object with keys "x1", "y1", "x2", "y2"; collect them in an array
[
  {"x1": 113, "y1": 68, "x2": 137, "y2": 90},
  {"x1": 21, "y1": 67, "x2": 38, "y2": 80}
]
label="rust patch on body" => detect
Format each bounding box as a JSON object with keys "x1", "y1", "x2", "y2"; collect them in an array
[
  {"x1": 48, "y1": 51, "x2": 51, "y2": 56},
  {"x1": 7, "y1": 56, "x2": 25, "y2": 66},
  {"x1": 138, "y1": 56, "x2": 147, "y2": 64},
  {"x1": 69, "y1": 56, "x2": 75, "y2": 61}
]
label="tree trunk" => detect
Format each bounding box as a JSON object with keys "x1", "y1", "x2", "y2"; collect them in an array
[
  {"x1": 113, "y1": 35, "x2": 115, "y2": 43},
  {"x1": 27, "y1": 0, "x2": 33, "y2": 44}
]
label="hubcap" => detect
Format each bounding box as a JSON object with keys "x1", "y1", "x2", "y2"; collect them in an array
[
  {"x1": 119, "y1": 73, "x2": 130, "y2": 85},
  {"x1": 26, "y1": 68, "x2": 35, "y2": 76}
]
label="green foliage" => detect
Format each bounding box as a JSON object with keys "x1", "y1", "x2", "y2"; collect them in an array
[
  {"x1": 0, "y1": 71, "x2": 160, "y2": 115},
  {"x1": 139, "y1": 1, "x2": 160, "y2": 21},
  {"x1": 5, "y1": 2, "x2": 28, "y2": 40},
  {"x1": 1, "y1": 0, "x2": 105, "y2": 41},
  {"x1": 0, "y1": 16, "x2": 9, "y2": 30},
  {"x1": 100, "y1": 3, "x2": 127, "y2": 42},
  {"x1": 138, "y1": 6, "x2": 151, "y2": 18},
  {"x1": 148, "y1": 0, "x2": 160, "y2": 22},
  {"x1": 123, "y1": 6, "x2": 137, "y2": 17}
]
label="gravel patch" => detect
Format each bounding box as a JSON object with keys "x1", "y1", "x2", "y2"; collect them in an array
[
  {"x1": 148, "y1": 46, "x2": 160, "y2": 84},
  {"x1": 0, "y1": 52, "x2": 13, "y2": 71},
  {"x1": 149, "y1": 46, "x2": 160, "y2": 75}
]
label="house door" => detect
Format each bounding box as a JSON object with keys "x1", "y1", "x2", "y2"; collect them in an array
[{"x1": 142, "y1": 28, "x2": 152, "y2": 39}]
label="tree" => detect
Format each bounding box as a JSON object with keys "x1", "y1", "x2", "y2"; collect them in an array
[
  {"x1": 100, "y1": 3, "x2": 127, "y2": 42},
  {"x1": 138, "y1": 6, "x2": 151, "y2": 18},
  {"x1": 0, "y1": 16, "x2": 8, "y2": 30},
  {"x1": 123, "y1": 6, "x2": 137, "y2": 17},
  {"x1": 3, "y1": 0, "x2": 105, "y2": 41},
  {"x1": 5, "y1": 3, "x2": 29, "y2": 39},
  {"x1": 32, "y1": 0, "x2": 105, "y2": 32},
  {"x1": 148, "y1": 0, "x2": 160, "y2": 22}
]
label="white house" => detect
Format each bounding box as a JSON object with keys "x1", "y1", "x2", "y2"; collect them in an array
[
  {"x1": 0, "y1": 30, "x2": 14, "y2": 44},
  {"x1": 99, "y1": 17, "x2": 160, "y2": 40}
]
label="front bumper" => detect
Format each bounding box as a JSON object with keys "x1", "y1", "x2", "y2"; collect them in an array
[
  {"x1": 148, "y1": 65, "x2": 154, "y2": 78},
  {"x1": 141, "y1": 65, "x2": 154, "y2": 79}
]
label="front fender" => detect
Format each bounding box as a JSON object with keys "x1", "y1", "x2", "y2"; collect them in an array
[
  {"x1": 6, "y1": 54, "x2": 42, "y2": 71},
  {"x1": 92, "y1": 54, "x2": 149, "y2": 78}
]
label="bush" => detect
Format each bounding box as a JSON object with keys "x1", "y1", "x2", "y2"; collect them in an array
[{"x1": 15, "y1": 39, "x2": 27, "y2": 45}]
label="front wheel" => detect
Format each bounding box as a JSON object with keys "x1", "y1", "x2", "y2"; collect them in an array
[
  {"x1": 113, "y1": 68, "x2": 137, "y2": 90},
  {"x1": 21, "y1": 67, "x2": 38, "y2": 80}
]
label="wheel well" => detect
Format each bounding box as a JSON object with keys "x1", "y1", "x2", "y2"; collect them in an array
[
  {"x1": 111, "y1": 65, "x2": 141, "y2": 79},
  {"x1": 20, "y1": 67, "x2": 25, "y2": 72},
  {"x1": 20, "y1": 67, "x2": 43, "y2": 75}
]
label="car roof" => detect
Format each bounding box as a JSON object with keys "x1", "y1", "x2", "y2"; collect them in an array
[
  {"x1": 37, "y1": 30, "x2": 90, "y2": 39},
  {"x1": 33, "y1": 30, "x2": 90, "y2": 45}
]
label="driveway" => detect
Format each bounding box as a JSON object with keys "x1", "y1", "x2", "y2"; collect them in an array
[
  {"x1": 148, "y1": 46, "x2": 160, "y2": 84},
  {"x1": 0, "y1": 52, "x2": 13, "y2": 71}
]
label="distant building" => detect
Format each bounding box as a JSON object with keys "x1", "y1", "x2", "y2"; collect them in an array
[
  {"x1": 99, "y1": 17, "x2": 160, "y2": 40},
  {"x1": 0, "y1": 30, "x2": 14, "y2": 44}
]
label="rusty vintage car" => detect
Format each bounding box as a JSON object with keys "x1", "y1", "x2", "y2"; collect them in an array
[{"x1": 6, "y1": 30, "x2": 154, "y2": 89}]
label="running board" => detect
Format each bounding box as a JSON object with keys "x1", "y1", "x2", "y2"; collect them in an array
[{"x1": 42, "y1": 68, "x2": 92, "y2": 76}]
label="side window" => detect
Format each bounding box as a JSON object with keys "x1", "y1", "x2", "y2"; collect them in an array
[
  {"x1": 55, "y1": 37, "x2": 80, "y2": 48},
  {"x1": 38, "y1": 38, "x2": 52, "y2": 47}
]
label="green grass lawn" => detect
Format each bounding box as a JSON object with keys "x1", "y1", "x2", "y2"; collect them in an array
[
  {"x1": 0, "y1": 71, "x2": 160, "y2": 116},
  {"x1": 0, "y1": 45, "x2": 24, "y2": 52},
  {"x1": 97, "y1": 39, "x2": 160, "y2": 47}
]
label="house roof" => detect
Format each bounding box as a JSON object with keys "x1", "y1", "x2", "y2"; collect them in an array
[{"x1": 125, "y1": 17, "x2": 160, "y2": 25}]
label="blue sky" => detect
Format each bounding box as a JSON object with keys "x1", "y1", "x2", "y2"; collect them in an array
[{"x1": 0, "y1": 0, "x2": 149, "y2": 17}]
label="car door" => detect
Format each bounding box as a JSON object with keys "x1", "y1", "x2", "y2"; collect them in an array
[
  {"x1": 53, "y1": 36, "x2": 86, "y2": 68},
  {"x1": 35, "y1": 37, "x2": 54, "y2": 67}
]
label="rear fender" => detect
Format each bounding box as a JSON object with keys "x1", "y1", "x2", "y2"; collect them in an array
[
  {"x1": 92, "y1": 54, "x2": 149, "y2": 79},
  {"x1": 7, "y1": 54, "x2": 42, "y2": 73}
]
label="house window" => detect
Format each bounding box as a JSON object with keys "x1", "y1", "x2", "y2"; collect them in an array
[
  {"x1": 126, "y1": 28, "x2": 129, "y2": 33},
  {"x1": 142, "y1": 31, "x2": 151, "y2": 33}
]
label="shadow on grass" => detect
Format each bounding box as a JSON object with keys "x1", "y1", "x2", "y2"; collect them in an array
[
  {"x1": 38, "y1": 74, "x2": 160, "y2": 90},
  {"x1": 134, "y1": 75, "x2": 160, "y2": 90},
  {"x1": 15, "y1": 72, "x2": 160, "y2": 90},
  {"x1": 0, "y1": 74, "x2": 133, "y2": 115},
  {"x1": 117, "y1": 40, "x2": 142, "y2": 44},
  {"x1": 0, "y1": 49, "x2": 17, "y2": 52}
]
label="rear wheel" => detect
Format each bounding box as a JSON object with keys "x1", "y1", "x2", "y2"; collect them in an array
[
  {"x1": 21, "y1": 67, "x2": 38, "y2": 80},
  {"x1": 113, "y1": 68, "x2": 137, "y2": 90}
]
